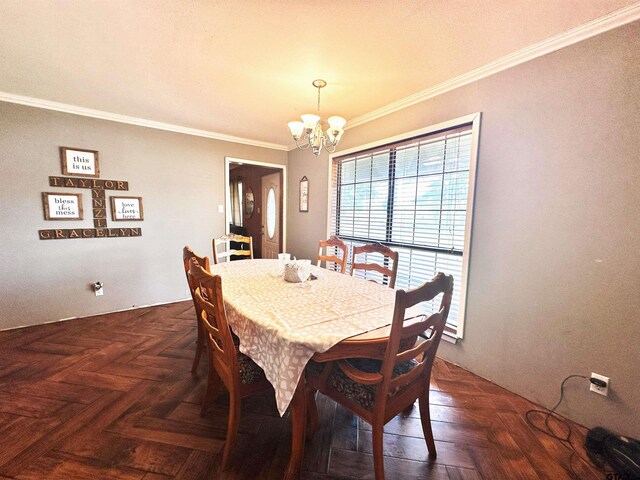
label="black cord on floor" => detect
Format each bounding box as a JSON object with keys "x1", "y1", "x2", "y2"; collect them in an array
[{"x1": 524, "y1": 374, "x2": 604, "y2": 479}]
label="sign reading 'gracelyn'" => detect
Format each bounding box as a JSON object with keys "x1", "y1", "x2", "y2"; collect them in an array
[{"x1": 38, "y1": 147, "x2": 143, "y2": 240}]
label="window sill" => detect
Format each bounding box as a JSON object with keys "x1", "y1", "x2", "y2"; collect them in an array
[{"x1": 442, "y1": 331, "x2": 461, "y2": 344}]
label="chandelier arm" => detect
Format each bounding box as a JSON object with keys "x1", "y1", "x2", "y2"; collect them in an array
[
  {"x1": 323, "y1": 131, "x2": 339, "y2": 150},
  {"x1": 323, "y1": 141, "x2": 337, "y2": 154},
  {"x1": 295, "y1": 137, "x2": 311, "y2": 150}
]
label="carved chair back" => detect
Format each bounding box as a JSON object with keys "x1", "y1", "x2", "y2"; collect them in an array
[
  {"x1": 182, "y1": 246, "x2": 211, "y2": 372},
  {"x1": 189, "y1": 259, "x2": 238, "y2": 390},
  {"x1": 350, "y1": 242, "x2": 399, "y2": 288},
  {"x1": 316, "y1": 236, "x2": 348, "y2": 273},
  {"x1": 183, "y1": 246, "x2": 211, "y2": 296}
]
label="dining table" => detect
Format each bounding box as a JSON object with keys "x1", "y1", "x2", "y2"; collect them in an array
[{"x1": 209, "y1": 258, "x2": 421, "y2": 479}]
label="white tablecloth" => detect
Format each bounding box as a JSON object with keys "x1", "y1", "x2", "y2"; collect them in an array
[{"x1": 209, "y1": 259, "x2": 399, "y2": 415}]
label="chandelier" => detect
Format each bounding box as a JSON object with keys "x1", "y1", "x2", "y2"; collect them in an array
[{"x1": 288, "y1": 79, "x2": 346, "y2": 156}]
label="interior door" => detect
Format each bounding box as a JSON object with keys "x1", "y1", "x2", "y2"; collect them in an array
[{"x1": 261, "y1": 172, "x2": 281, "y2": 258}]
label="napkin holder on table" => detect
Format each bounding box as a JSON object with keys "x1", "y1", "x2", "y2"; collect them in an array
[{"x1": 284, "y1": 259, "x2": 311, "y2": 283}]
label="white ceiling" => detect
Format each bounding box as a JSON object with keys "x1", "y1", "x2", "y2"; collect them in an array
[{"x1": 0, "y1": 0, "x2": 637, "y2": 147}]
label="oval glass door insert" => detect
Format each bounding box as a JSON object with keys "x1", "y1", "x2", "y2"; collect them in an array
[{"x1": 266, "y1": 187, "x2": 276, "y2": 239}]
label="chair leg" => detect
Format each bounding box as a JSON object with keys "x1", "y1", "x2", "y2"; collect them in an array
[
  {"x1": 419, "y1": 389, "x2": 437, "y2": 459},
  {"x1": 371, "y1": 420, "x2": 385, "y2": 480},
  {"x1": 200, "y1": 367, "x2": 222, "y2": 417},
  {"x1": 221, "y1": 388, "x2": 241, "y2": 470},
  {"x1": 191, "y1": 321, "x2": 205, "y2": 373},
  {"x1": 305, "y1": 385, "x2": 318, "y2": 438}
]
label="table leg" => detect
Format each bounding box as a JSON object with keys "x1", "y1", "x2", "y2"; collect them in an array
[
  {"x1": 305, "y1": 385, "x2": 318, "y2": 438},
  {"x1": 283, "y1": 380, "x2": 306, "y2": 480}
]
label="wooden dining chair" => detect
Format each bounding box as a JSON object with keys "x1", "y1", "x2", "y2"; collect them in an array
[
  {"x1": 350, "y1": 242, "x2": 399, "y2": 288},
  {"x1": 188, "y1": 259, "x2": 272, "y2": 469},
  {"x1": 182, "y1": 246, "x2": 211, "y2": 373},
  {"x1": 316, "y1": 236, "x2": 348, "y2": 273},
  {"x1": 305, "y1": 273, "x2": 454, "y2": 480},
  {"x1": 212, "y1": 234, "x2": 254, "y2": 264}
]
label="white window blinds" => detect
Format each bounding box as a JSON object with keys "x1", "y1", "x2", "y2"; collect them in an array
[{"x1": 330, "y1": 124, "x2": 475, "y2": 338}]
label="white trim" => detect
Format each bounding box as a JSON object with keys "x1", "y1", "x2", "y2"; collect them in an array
[
  {"x1": 0, "y1": 298, "x2": 191, "y2": 332},
  {"x1": 455, "y1": 113, "x2": 481, "y2": 340},
  {"x1": 325, "y1": 152, "x2": 334, "y2": 239},
  {"x1": 332, "y1": 114, "x2": 479, "y2": 159},
  {"x1": 224, "y1": 157, "x2": 287, "y2": 254},
  {"x1": 327, "y1": 112, "x2": 482, "y2": 341},
  {"x1": 0, "y1": 92, "x2": 287, "y2": 151},
  {"x1": 345, "y1": 3, "x2": 640, "y2": 129}
]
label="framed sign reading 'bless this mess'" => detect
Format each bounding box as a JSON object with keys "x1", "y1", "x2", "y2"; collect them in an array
[{"x1": 42, "y1": 192, "x2": 83, "y2": 220}]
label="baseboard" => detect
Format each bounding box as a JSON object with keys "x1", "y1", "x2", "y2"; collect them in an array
[{"x1": 0, "y1": 297, "x2": 192, "y2": 332}]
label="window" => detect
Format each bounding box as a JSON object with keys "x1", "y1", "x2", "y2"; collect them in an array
[
  {"x1": 329, "y1": 114, "x2": 480, "y2": 339},
  {"x1": 229, "y1": 178, "x2": 244, "y2": 226}
]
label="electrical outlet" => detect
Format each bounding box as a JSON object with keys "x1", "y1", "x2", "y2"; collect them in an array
[
  {"x1": 590, "y1": 372, "x2": 609, "y2": 396},
  {"x1": 94, "y1": 282, "x2": 104, "y2": 297}
]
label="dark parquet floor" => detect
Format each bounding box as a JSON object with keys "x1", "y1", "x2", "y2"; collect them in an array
[{"x1": 0, "y1": 301, "x2": 603, "y2": 480}]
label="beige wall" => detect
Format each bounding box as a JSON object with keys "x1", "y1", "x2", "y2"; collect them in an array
[
  {"x1": 286, "y1": 147, "x2": 332, "y2": 262},
  {"x1": 286, "y1": 22, "x2": 640, "y2": 436},
  {"x1": 0, "y1": 102, "x2": 287, "y2": 330}
]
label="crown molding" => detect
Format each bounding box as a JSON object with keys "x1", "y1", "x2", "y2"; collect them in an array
[
  {"x1": 346, "y1": 2, "x2": 640, "y2": 130},
  {"x1": 0, "y1": 92, "x2": 288, "y2": 151}
]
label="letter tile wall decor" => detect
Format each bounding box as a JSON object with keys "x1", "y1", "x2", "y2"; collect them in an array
[{"x1": 38, "y1": 147, "x2": 144, "y2": 240}]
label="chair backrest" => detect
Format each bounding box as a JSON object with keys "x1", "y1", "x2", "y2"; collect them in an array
[
  {"x1": 213, "y1": 234, "x2": 254, "y2": 264},
  {"x1": 350, "y1": 243, "x2": 399, "y2": 289},
  {"x1": 317, "y1": 236, "x2": 348, "y2": 273},
  {"x1": 381, "y1": 273, "x2": 453, "y2": 391},
  {"x1": 183, "y1": 246, "x2": 211, "y2": 298},
  {"x1": 188, "y1": 258, "x2": 239, "y2": 388},
  {"x1": 335, "y1": 273, "x2": 453, "y2": 411}
]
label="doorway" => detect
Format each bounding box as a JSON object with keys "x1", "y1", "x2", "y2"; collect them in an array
[{"x1": 225, "y1": 157, "x2": 286, "y2": 259}]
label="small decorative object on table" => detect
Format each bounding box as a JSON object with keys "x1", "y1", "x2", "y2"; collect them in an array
[
  {"x1": 284, "y1": 259, "x2": 311, "y2": 283},
  {"x1": 278, "y1": 253, "x2": 291, "y2": 269}
]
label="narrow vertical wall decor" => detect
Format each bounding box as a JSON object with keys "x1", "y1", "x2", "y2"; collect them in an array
[{"x1": 299, "y1": 176, "x2": 309, "y2": 212}]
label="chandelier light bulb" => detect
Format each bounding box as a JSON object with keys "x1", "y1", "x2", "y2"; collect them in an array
[
  {"x1": 327, "y1": 127, "x2": 344, "y2": 144},
  {"x1": 327, "y1": 116, "x2": 347, "y2": 130},
  {"x1": 301, "y1": 114, "x2": 320, "y2": 131},
  {"x1": 288, "y1": 121, "x2": 304, "y2": 140}
]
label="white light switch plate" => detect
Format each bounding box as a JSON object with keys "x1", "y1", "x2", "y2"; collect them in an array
[{"x1": 218, "y1": 205, "x2": 224, "y2": 214}]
